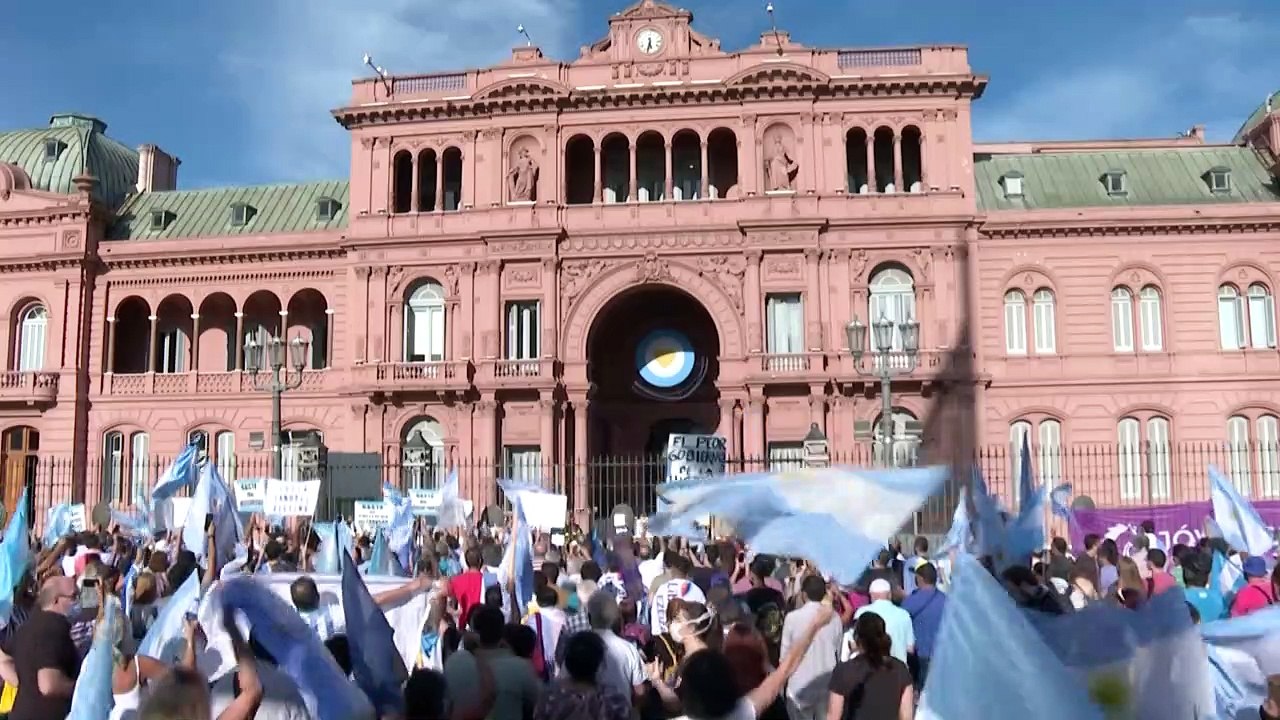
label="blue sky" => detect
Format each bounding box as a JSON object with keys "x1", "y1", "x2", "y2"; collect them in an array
[{"x1": 1, "y1": 1, "x2": 1275, "y2": 189}]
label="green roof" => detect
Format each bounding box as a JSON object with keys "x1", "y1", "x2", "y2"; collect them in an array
[
  {"x1": 108, "y1": 180, "x2": 349, "y2": 240},
  {"x1": 974, "y1": 146, "x2": 1280, "y2": 211},
  {"x1": 0, "y1": 113, "x2": 138, "y2": 208},
  {"x1": 1234, "y1": 91, "x2": 1277, "y2": 143}
]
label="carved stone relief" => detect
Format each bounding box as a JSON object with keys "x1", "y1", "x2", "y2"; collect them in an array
[
  {"x1": 761, "y1": 123, "x2": 799, "y2": 191},
  {"x1": 560, "y1": 259, "x2": 613, "y2": 320},
  {"x1": 696, "y1": 255, "x2": 747, "y2": 312},
  {"x1": 634, "y1": 253, "x2": 671, "y2": 283},
  {"x1": 764, "y1": 256, "x2": 801, "y2": 278}
]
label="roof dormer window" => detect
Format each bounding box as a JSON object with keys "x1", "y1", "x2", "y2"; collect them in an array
[
  {"x1": 229, "y1": 202, "x2": 255, "y2": 227},
  {"x1": 148, "y1": 209, "x2": 172, "y2": 231},
  {"x1": 43, "y1": 139, "x2": 65, "y2": 162},
  {"x1": 316, "y1": 197, "x2": 340, "y2": 222},
  {"x1": 999, "y1": 171, "x2": 1025, "y2": 199},
  {"x1": 1102, "y1": 169, "x2": 1127, "y2": 197},
  {"x1": 1206, "y1": 167, "x2": 1232, "y2": 194}
]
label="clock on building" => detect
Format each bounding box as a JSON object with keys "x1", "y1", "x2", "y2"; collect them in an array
[{"x1": 636, "y1": 28, "x2": 664, "y2": 55}]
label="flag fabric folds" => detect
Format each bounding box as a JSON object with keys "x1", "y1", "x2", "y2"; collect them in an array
[
  {"x1": 182, "y1": 462, "x2": 243, "y2": 566},
  {"x1": 341, "y1": 551, "x2": 408, "y2": 716},
  {"x1": 151, "y1": 442, "x2": 201, "y2": 504},
  {"x1": 649, "y1": 465, "x2": 946, "y2": 584},
  {"x1": 0, "y1": 489, "x2": 31, "y2": 627},
  {"x1": 919, "y1": 554, "x2": 1103, "y2": 720},
  {"x1": 314, "y1": 520, "x2": 355, "y2": 575},
  {"x1": 138, "y1": 572, "x2": 201, "y2": 663},
  {"x1": 1000, "y1": 432, "x2": 1044, "y2": 569},
  {"x1": 67, "y1": 595, "x2": 122, "y2": 720},
  {"x1": 436, "y1": 469, "x2": 469, "y2": 530},
  {"x1": 363, "y1": 530, "x2": 404, "y2": 577},
  {"x1": 43, "y1": 503, "x2": 75, "y2": 546},
  {"x1": 1050, "y1": 483, "x2": 1075, "y2": 523},
  {"x1": 1201, "y1": 605, "x2": 1280, "y2": 719},
  {"x1": 498, "y1": 479, "x2": 542, "y2": 610},
  {"x1": 1209, "y1": 464, "x2": 1273, "y2": 556},
  {"x1": 386, "y1": 493, "x2": 416, "y2": 574},
  {"x1": 111, "y1": 506, "x2": 153, "y2": 540},
  {"x1": 934, "y1": 487, "x2": 971, "y2": 559},
  {"x1": 216, "y1": 576, "x2": 374, "y2": 720}
]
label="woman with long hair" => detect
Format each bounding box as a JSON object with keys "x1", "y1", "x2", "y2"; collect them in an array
[
  {"x1": 1113, "y1": 556, "x2": 1148, "y2": 610},
  {"x1": 721, "y1": 623, "x2": 787, "y2": 720},
  {"x1": 826, "y1": 613, "x2": 913, "y2": 720}
]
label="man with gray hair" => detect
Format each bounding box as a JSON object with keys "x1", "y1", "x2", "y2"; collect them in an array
[{"x1": 587, "y1": 591, "x2": 646, "y2": 705}]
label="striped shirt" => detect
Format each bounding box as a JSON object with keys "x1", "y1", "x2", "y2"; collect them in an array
[{"x1": 301, "y1": 604, "x2": 341, "y2": 643}]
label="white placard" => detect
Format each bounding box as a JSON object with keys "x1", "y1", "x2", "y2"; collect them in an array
[
  {"x1": 353, "y1": 500, "x2": 393, "y2": 533},
  {"x1": 263, "y1": 480, "x2": 321, "y2": 517},
  {"x1": 234, "y1": 479, "x2": 267, "y2": 513},
  {"x1": 68, "y1": 503, "x2": 88, "y2": 532},
  {"x1": 519, "y1": 492, "x2": 567, "y2": 532},
  {"x1": 408, "y1": 489, "x2": 441, "y2": 516},
  {"x1": 664, "y1": 433, "x2": 727, "y2": 482}
]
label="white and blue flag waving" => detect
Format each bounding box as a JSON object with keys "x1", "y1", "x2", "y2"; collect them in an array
[
  {"x1": 0, "y1": 489, "x2": 31, "y2": 627},
  {"x1": 68, "y1": 595, "x2": 123, "y2": 720},
  {"x1": 1209, "y1": 464, "x2": 1273, "y2": 556}
]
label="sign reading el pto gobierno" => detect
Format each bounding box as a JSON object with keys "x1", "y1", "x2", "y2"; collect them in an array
[{"x1": 665, "y1": 433, "x2": 727, "y2": 482}]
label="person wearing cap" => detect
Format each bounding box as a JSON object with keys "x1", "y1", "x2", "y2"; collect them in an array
[
  {"x1": 1229, "y1": 556, "x2": 1276, "y2": 618},
  {"x1": 850, "y1": 579, "x2": 913, "y2": 665}
]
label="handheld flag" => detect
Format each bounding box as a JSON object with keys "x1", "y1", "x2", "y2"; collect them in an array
[
  {"x1": 43, "y1": 503, "x2": 75, "y2": 546},
  {"x1": 138, "y1": 572, "x2": 201, "y2": 663},
  {"x1": 0, "y1": 489, "x2": 31, "y2": 627},
  {"x1": 151, "y1": 443, "x2": 200, "y2": 504},
  {"x1": 1201, "y1": 605, "x2": 1280, "y2": 719},
  {"x1": 1049, "y1": 483, "x2": 1074, "y2": 524},
  {"x1": 1209, "y1": 464, "x2": 1273, "y2": 555},
  {"x1": 341, "y1": 551, "x2": 408, "y2": 715},
  {"x1": 68, "y1": 596, "x2": 122, "y2": 720},
  {"x1": 436, "y1": 469, "x2": 469, "y2": 530}
]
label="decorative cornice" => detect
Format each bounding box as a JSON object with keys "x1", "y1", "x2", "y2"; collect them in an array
[
  {"x1": 561, "y1": 231, "x2": 743, "y2": 254},
  {"x1": 102, "y1": 246, "x2": 346, "y2": 270},
  {"x1": 979, "y1": 217, "x2": 1280, "y2": 240},
  {"x1": 109, "y1": 269, "x2": 335, "y2": 288}
]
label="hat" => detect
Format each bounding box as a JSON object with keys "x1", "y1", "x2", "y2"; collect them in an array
[
  {"x1": 869, "y1": 578, "x2": 892, "y2": 595},
  {"x1": 1243, "y1": 555, "x2": 1268, "y2": 578}
]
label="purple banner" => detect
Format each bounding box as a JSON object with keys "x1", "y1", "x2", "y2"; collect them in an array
[{"x1": 1069, "y1": 500, "x2": 1280, "y2": 554}]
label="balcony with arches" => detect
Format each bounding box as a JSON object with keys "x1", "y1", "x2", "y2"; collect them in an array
[
  {"x1": 101, "y1": 288, "x2": 335, "y2": 397},
  {"x1": 0, "y1": 299, "x2": 58, "y2": 405}
]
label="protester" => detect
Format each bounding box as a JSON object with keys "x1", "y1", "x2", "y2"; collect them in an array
[
  {"x1": 850, "y1": 579, "x2": 913, "y2": 664},
  {"x1": 781, "y1": 575, "x2": 843, "y2": 720},
  {"x1": 1183, "y1": 552, "x2": 1226, "y2": 622},
  {"x1": 900, "y1": 562, "x2": 945, "y2": 687},
  {"x1": 651, "y1": 554, "x2": 707, "y2": 635},
  {"x1": 1046, "y1": 537, "x2": 1073, "y2": 582},
  {"x1": 1072, "y1": 533, "x2": 1101, "y2": 588},
  {"x1": 588, "y1": 591, "x2": 647, "y2": 705},
  {"x1": 900, "y1": 537, "x2": 929, "y2": 596},
  {"x1": 1146, "y1": 548, "x2": 1177, "y2": 596},
  {"x1": 826, "y1": 613, "x2": 913, "y2": 720},
  {"x1": 721, "y1": 623, "x2": 788, "y2": 720},
  {"x1": 444, "y1": 604, "x2": 541, "y2": 719},
  {"x1": 1228, "y1": 556, "x2": 1276, "y2": 617},
  {"x1": 1113, "y1": 556, "x2": 1148, "y2": 610},
  {"x1": 534, "y1": 631, "x2": 631, "y2": 720},
  {"x1": 0, "y1": 576, "x2": 79, "y2": 720}
]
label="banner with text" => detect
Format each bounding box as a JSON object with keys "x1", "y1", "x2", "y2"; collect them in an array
[
  {"x1": 353, "y1": 500, "x2": 394, "y2": 533},
  {"x1": 234, "y1": 479, "x2": 267, "y2": 513},
  {"x1": 262, "y1": 480, "x2": 322, "y2": 518},
  {"x1": 1069, "y1": 499, "x2": 1280, "y2": 555}
]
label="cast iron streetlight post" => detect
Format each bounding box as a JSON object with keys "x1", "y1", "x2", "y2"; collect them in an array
[
  {"x1": 846, "y1": 314, "x2": 920, "y2": 467},
  {"x1": 244, "y1": 334, "x2": 310, "y2": 480}
]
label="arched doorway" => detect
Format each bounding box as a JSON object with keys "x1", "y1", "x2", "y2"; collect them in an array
[
  {"x1": 1, "y1": 426, "x2": 37, "y2": 525},
  {"x1": 585, "y1": 286, "x2": 720, "y2": 514}
]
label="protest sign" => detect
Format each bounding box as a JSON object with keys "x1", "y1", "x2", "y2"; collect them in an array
[
  {"x1": 519, "y1": 492, "x2": 567, "y2": 532},
  {"x1": 234, "y1": 479, "x2": 267, "y2": 513},
  {"x1": 263, "y1": 480, "x2": 321, "y2": 517},
  {"x1": 1070, "y1": 499, "x2": 1280, "y2": 554},
  {"x1": 353, "y1": 500, "x2": 393, "y2": 533},
  {"x1": 68, "y1": 503, "x2": 87, "y2": 532},
  {"x1": 408, "y1": 488, "x2": 440, "y2": 516},
  {"x1": 664, "y1": 433, "x2": 727, "y2": 482}
]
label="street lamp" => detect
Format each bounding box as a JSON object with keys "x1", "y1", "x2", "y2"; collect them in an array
[
  {"x1": 846, "y1": 313, "x2": 920, "y2": 467},
  {"x1": 245, "y1": 333, "x2": 310, "y2": 480}
]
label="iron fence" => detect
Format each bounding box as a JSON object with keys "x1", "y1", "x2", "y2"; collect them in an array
[{"x1": 8, "y1": 441, "x2": 1277, "y2": 536}]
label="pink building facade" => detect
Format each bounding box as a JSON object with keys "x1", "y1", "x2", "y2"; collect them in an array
[{"x1": 1, "y1": 1, "x2": 1279, "y2": 519}]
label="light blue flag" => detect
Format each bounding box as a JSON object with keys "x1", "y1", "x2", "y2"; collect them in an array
[
  {"x1": 511, "y1": 493, "x2": 535, "y2": 610},
  {"x1": 1000, "y1": 433, "x2": 1044, "y2": 570},
  {"x1": 1209, "y1": 465, "x2": 1273, "y2": 556},
  {"x1": 137, "y1": 572, "x2": 201, "y2": 662},
  {"x1": 386, "y1": 494, "x2": 416, "y2": 569},
  {"x1": 969, "y1": 468, "x2": 1007, "y2": 561},
  {"x1": 436, "y1": 469, "x2": 468, "y2": 530},
  {"x1": 1026, "y1": 582, "x2": 1216, "y2": 719},
  {"x1": 68, "y1": 595, "x2": 122, "y2": 720},
  {"x1": 122, "y1": 563, "x2": 139, "y2": 621},
  {"x1": 217, "y1": 576, "x2": 374, "y2": 720},
  {"x1": 1201, "y1": 605, "x2": 1280, "y2": 720},
  {"x1": 934, "y1": 487, "x2": 971, "y2": 559},
  {"x1": 650, "y1": 465, "x2": 946, "y2": 584},
  {"x1": 341, "y1": 551, "x2": 408, "y2": 715},
  {"x1": 1050, "y1": 483, "x2": 1075, "y2": 524},
  {"x1": 182, "y1": 462, "x2": 243, "y2": 566},
  {"x1": 314, "y1": 520, "x2": 355, "y2": 575},
  {"x1": 111, "y1": 506, "x2": 153, "y2": 540},
  {"x1": 151, "y1": 443, "x2": 200, "y2": 505},
  {"x1": 0, "y1": 489, "x2": 31, "y2": 626},
  {"x1": 362, "y1": 530, "x2": 403, "y2": 577},
  {"x1": 918, "y1": 554, "x2": 1103, "y2": 720},
  {"x1": 43, "y1": 502, "x2": 74, "y2": 546}
]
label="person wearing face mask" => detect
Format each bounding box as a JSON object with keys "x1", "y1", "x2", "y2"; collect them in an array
[
  {"x1": 669, "y1": 600, "x2": 721, "y2": 658},
  {"x1": 0, "y1": 576, "x2": 81, "y2": 720}
]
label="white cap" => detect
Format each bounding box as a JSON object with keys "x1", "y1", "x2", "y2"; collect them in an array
[{"x1": 869, "y1": 578, "x2": 892, "y2": 595}]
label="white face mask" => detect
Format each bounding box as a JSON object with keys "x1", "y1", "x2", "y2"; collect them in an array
[{"x1": 670, "y1": 612, "x2": 711, "y2": 643}]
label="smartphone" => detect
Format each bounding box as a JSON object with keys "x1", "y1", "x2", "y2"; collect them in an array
[{"x1": 79, "y1": 579, "x2": 100, "y2": 609}]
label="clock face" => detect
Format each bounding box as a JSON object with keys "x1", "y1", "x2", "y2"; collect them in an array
[{"x1": 636, "y1": 28, "x2": 664, "y2": 55}]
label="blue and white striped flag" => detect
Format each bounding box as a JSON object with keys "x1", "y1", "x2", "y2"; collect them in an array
[
  {"x1": 1049, "y1": 483, "x2": 1074, "y2": 523},
  {"x1": 1201, "y1": 604, "x2": 1280, "y2": 719},
  {"x1": 0, "y1": 489, "x2": 31, "y2": 627},
  {"x1": 68, "y1": 595, "x2": 122, "y2": 720},
  {"x1": 151, "y1": 443, "x2": 200, "y2": 504},
  {"x1": 43, "y1": 503, "x2": 75, "y2": 546},
  {"x1": 138, "y1": 572, "x2": 200, "y2": 663},
  {"x1": 436, "y1": 469, "x2": 468, "y2": 530},
  {"x1": 1209, "y1": 464, "x2": 1273, "y2": 556}
]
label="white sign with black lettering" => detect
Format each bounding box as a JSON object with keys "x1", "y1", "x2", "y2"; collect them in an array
[
  {"x1": 263, "y1": 480, "x2": 321, "y2": 517},
  {"x1": 234, "y1": 479, "x2": 267, "y2": 513},
  {"x1": 353, "y1": 500, "x2": 393, "y2": 533},
  {"x1": 664, "y1": 433, "x2": 727, "y2": 482}
]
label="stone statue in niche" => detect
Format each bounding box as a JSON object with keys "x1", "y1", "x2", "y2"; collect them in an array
[
  {"x1": 765, "y1": 135, "x2": 799, "y2": 191},
  {"x1": 507, "y1": 146, "x2": 539, "y2": 202}
]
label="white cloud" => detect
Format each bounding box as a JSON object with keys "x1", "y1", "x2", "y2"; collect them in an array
[
  {"x1": 215, "y1": 0, "x2": 579, "y2": 182},
  {"x1": 976, "y1": 13, "x2": 1278, "y2": 142}
]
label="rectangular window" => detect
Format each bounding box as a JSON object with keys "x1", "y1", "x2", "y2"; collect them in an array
[
  {"x1": 1258, "y1": 417, "x2": 1280, "y2": 498},
  {"x1": 1249, "y1": 292, "x2": 1277, "y2": 349},
  {"x1": 159, "y1": 328, "x2": 184, "y2": 373},
  {"x1": 1032, "y1": 292, "x2": 1056, "y2": 354},
  {"x1": 408, "y1": 304, "x2": 446, "y2": 362},
  {"x1": 103, "y1": 432, "x2": 123, "y2": 504},
  {"x1": 130, "y1": 433, "x2": 150, "y2": 507},
  {"x1": 1146, "y1": 418, "x2": 1171, "y2": 501},
  {"x1": 505, "y1": 301, "x2": 540, "y2": 360},
  {"x1": 1139, "y1": 292, "x2": 1163, "y2": 351},
  {"x1": 1118, "y1": 419, "x2": 1141, "y2": 501},
  {"x1": 216, "y1": 431, "x2": 236, "y2": 483},
  {"x1": 767, "y1": 442, "x2": 805, "y2": 472},
  {"x1": 18, "y1": 317, "x2": 45, "y2": 372},
  {"x1": 1227, "y1": 416, "x2": 1252, "y2": 496},
  {"x1": 1111, "y1": 294, "x2": 1134, "y2": 352},
  {"x1": 765, "y1": 293, "x2": 803, "y2": 354},
  {"x1": 1004, "y1": 297, "x2": 1026, "y2": 355},
  {"x1": 1220, "y1": 294, "x2": 1245, "y2": 350},
  {"x1": 504, "y1": 445, "x2": 542, "y2": 485}
]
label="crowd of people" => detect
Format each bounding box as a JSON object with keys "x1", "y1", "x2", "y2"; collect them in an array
[{"x1": 1, "y1": 508, "x2": 1279, "y2": 720}]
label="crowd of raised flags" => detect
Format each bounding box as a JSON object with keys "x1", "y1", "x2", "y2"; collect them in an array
[{"x1": 0, "y1": 436, "x2": 1277, "y2": 719}]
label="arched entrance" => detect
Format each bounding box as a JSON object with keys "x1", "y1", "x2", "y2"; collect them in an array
[
  {"x1": 585, "y1": 285, "x2": 720, "y2": 513},
  {"x1": 1, "y1": 426, "x2": 37, "y2": 525}
]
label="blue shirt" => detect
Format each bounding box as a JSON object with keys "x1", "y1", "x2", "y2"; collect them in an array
[
  {"x1": 901, "y1": 587, "x2": 947, "y2": 659},
  {"x1": 1184, "y1": 586, "x2": 1226, "y2": 623}
]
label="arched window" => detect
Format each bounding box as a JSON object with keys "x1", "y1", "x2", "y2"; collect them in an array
[
  {"x1": 1004, "y1": 290, "x2": 1027, "y2": 355},
  {"x1": 874, "y1": 408, "x2": 920, "y2": 468},
  {"x1": 868, "y1": 267, "x2": 916, "y2": 351},
  {"x1": 1032, "y1": 289, "x2": 1056, "y2": 354},
  {"x1": 103, "y1": 431, "x2": 124, "y2": 504},
  {"x1": 1038, "y1": 419, "x2": 1062, "y2": 485},
  {"x1": 1146, "y1": 417, "x2": 1171, "y2": 500},
  {"x1": 17, "y1": 304, "x2": 47, "y2": 371},
  {"x1": 1219, "y1": 285, "x2": 1246, "y2": 350},
  {"x1": 1258, "y1": 415, "x2": 1280, "y2": 498},
  {"x1": 215, "y1": 431, "x2": 236, "y2": 482},
  {"x1": 1118, "y1": 418, "x2": 1142, "y2": 501},
  {"x1": 129, "y1": 432, "x2": 150, "y2": 507},
  {"x1": 402, "y1": 417, "x2": 445, "y2": 489},
  {"x1": 404, "y1": 281, "x2": 446, "y2": 363},
  {"x1": 1227, "y1": 415, "x2": 1252, "y2": 496},
  {"x1": 1010, "y1": 420, "x2": 1032, "y2": 504},
  {"x1": 1138, "y1": 286, "x2": 1163, "y2": 351},
  {"x1": 1247, "y1": 283, "x2": 1276, "y2": 349},
  {"x1": 1111, "y1": 288, "x2": 1134, "y2": 352}
]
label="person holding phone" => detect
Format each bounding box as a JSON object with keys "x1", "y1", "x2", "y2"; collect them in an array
[{"x1": 1, "y1": 576, "x2": 81, "y2": 720}]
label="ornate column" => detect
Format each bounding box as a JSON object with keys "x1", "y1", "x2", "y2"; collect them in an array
[
  {"x1": 371, "y1": 266, "x2": 388, "y2": 361},
  {"x1": 918, "y1": 131, "x2": 929, "y2": 189},
  {"x1": 104, "y1": 316, "x2": 117, "y2": 374},
  {"x1": 593, "y1": 144, "x2": 603, "y2": 204},
  {"x1": 409, "y1": 153, "x2": 420, "y2": 212},
  {"x1": 542, "y1": 258, "x2": 558, "y2": 357},
  {"x1": 717, "y1": 398, "x2": 737, "y2": 459},
  {"x1": 233, "y1": 311, "x2": 244, "y2": 370},
  {"x1": 459, "y1": 262, "x2": 476, "y2": 360},
  {"x1": 892, "y1": 133, "x2": 904, "y2": 191},
  {"x1": 478, "y1": 260, "x2": 501, "y2": 359},
  {"x1": 830, "y1": 249, "x2": 853, "y2": 350},
  {"x1": 434, "y1": 151, "x2": 445, "y2": 211},
  {"x1": 324, "y1": 308, "x2": 335, "y2": 368},
  {"x1": 388, "y1": 303, "x2": 403, "y2": 363},
  {"x1": 190, "y1": 313, "x2": 201, "y2": 371},
  {"x1": 745, "y1": 395, "x2": 766, "y2": 458},
  {"x1": 830, "y1": 395, "x2": 854, "y2": 455},
  {"x1": 539, "y1": 393, "x2": 556, "y2": 465},
  {"x1": 474, "y1": 396, "x2": 498, "y2": 505},
  {"x1": 699, "y1": 140, "x2": 710, "y2": 199},
  {"x1": 663, "y1": 141, "x2": 673, "y2": 200},
  {"x1": 353, "y1": 266, "x2": 370, "y2": 364},
  {"x1": 808, "y1": 386, "x2": 825, "y2": 429},
  {"x1": 571, "y1": 392, "x2": 590, "y2": 517},
  {"x1": 147, "y1": 314, "x2": 159, "y2": 372},
  {"x1": 803, "y1": 248, "x2": 822, "y2": 351},
  {"x1": 865, "y1": 134, "x2": 875, "y2": 192},
  {"x1": 628, "y1": 142, "x2": 638, "y2": 202},
  {"x1": 740, "y1": 114, "x2": 759, "y2": 196},
  {"x1": 745, "y1": 250, "x2": 763, "y2": 352}
]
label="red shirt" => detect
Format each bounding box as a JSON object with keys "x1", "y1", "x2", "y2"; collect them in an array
[
  {"x1": 448, "y1": 570, "x2": 486, "y2": 625},
  {"x1": 1149, "y1": 569, "x2": 1177, "y2": 596},
  {"x1": 1229, "y1": 578, "x2": 1275, "y2": 618}
]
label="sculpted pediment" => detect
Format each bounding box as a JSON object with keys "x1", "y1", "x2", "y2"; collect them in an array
[
  {"x1": 473, "y1": 77, "x2": 570, "y2": 101},
  {"x1": 725, "y1": 62, "x2": 830, "y2": 88}
]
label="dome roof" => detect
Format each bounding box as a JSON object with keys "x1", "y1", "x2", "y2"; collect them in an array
[{"x1": 0, "y1": 162, "x2": 31, "y2": 195}]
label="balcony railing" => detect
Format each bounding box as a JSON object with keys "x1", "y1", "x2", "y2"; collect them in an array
[
  {"x1": 477, "y1": 357, "x2": 554, "y2": 385},
  {"x1": 0, "y1": 371, "x2": 58, "y2": 403},
  {"x1": 103, "y1": 370, "x2": 331, "y2": 396},
  {"x1": 351, "y1": 361, "x2": 470, "y2": 394},
  {"x1": 755, "y1": 352, "x2": 825, "y2": 375}
]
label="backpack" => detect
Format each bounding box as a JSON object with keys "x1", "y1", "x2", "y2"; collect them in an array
[{"x1": 530, "y1": 613, "x2": 551, "y2": 682}]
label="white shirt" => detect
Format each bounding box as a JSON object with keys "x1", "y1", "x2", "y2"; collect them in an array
[
  {"x1": 300, "y1": 603, "x2": 342, "y2": 644},
  {"x1": 780, "y1": 601, "x2": 843, "y2": 709},
  {"x1": 526, "y1": 607, "x2": 567, "y2": 673},
  {"x1": 649, "y1": 577, "x2": 706, "y2": 635},
  {"x1": 595, "y1": 630, "x2": 646, "y2": 699},
  {"x1": 853, "y1": 600, "x2": 915, "y2": 664},
  {"x1": 638, "y1": 555, "x2": 665, "y2": 589}
]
